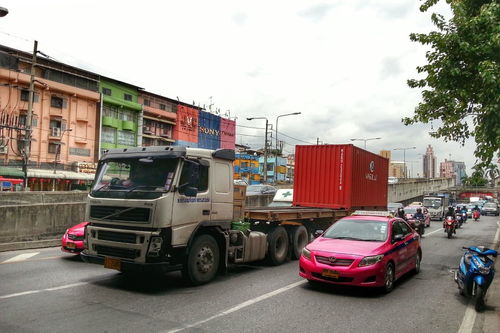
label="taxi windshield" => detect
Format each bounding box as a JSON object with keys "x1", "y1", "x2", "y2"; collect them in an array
[{"x1": 323, "y1": 219, "x2": 388, "y2": 242}]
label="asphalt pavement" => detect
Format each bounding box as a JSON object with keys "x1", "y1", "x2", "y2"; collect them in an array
[{"x1": 0, "y1": 215, "x2": 498, "y2": 333}]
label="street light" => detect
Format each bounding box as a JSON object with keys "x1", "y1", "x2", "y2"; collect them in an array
[
  {"x1": 393, "y1": 146, "x2": 416, "y2": 178},
  {"x1": 275, "y1": 112, "x2": 301, "y2": 184},
  {"x1": 247, "y1": 117, "x2": 269, "y2": 183},
  {"x1": 350, "y1": 137, "x2": 382, "y2": 150}
]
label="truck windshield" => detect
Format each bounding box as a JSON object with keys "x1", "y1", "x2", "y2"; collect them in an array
[
  {"x1": 90, "y1": 157, "x2": 179, "y2": 199},
  {"x1": 423, "y1": 198, "x2": 442, "y2": 208}
]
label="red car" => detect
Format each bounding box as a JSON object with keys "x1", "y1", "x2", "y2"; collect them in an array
[
  {"x1": 61, "y1": 222, "x2": 88, "y2": 254},
  {"x1": 299, "y1": 212, "x2": 422, "y2": 292}
]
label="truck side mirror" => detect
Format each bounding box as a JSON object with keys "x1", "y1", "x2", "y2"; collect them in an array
[{"x1": 184, "y1": 186, "x2": 198, "y2": 197}]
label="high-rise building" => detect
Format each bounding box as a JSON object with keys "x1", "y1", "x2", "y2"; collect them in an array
[
  {"x1": 440, "y1": 159, "x2": 467, "y2": 185},
  {"x1": 379, "y1": 150, "x2": 391, "y2": 160},
  {"x1": 423, "y1": 145, "x2": 437, "y2": 179}
]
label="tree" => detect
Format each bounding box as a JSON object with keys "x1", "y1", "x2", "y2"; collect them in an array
[{"x1": 404, "y1": 0, "x2": 500, "y2": 167}]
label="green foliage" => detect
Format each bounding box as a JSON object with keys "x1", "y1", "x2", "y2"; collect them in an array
[{"x1": 404, "y1": 0, "x2": 500, "y2": 167}]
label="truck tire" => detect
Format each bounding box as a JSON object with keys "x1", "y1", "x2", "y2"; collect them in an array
[
  {"x1": 182, "y1": 234, "x2": 220, "y2": 285},
  {"x1": 266, "y1": 226, "x2": 289, "y2": 266},
  {"x1": 291, "y1": 225, "x2": 309, "y2": 260}
]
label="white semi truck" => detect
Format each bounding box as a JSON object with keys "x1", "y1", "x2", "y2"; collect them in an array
[
  {"x1": 81, "y1": 146, "x2": 350, "y2": 284},
  {"x1": 422, "y1": 194, "x2": 450, "y2": 220}
]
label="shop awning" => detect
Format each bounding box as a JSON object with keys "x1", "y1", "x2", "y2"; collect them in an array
[
  {"x1": 0, "y1": 166, "x2": 25, "y2": 178},
  {"x1": 28, "y1": 169, "x2": 95, "y2": 181}
]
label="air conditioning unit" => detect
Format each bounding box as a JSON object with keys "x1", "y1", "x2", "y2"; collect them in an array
[
  {"x1": 0, "y1": 145, "x2": 8, "y2": 154},
  {"x1": 51, "y1": 127, "x2": 61, "y2": 137},
  {"x1": 143, "y1": 126, "x2": 153, "y2": 135}
]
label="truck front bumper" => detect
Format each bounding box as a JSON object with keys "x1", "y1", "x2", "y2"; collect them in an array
[{"x1": 80, "y1": 252, "x2": 183, "y2": 274}]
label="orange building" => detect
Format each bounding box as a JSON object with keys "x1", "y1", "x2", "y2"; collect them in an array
[{"x1": 0, "y1": 45, "x2": 100, "y2": 190}]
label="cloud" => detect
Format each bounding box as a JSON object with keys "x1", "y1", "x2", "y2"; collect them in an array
[
  {"x1": 380, "y1": 57, "x2": 403, "y2": 79},
  {"x1": 298, "y1": 3, "x2": 336, "y2": 22},
  {"x1": 232, "y1": 12, "x2": 248, "y2": 25}
]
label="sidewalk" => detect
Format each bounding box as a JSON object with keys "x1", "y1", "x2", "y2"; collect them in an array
[{"x1": 483, "y1": 221, "x2": 500, "y2": 333}]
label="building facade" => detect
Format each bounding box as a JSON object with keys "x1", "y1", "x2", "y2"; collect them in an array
[
  {"x1": 259, "y1": 156, "x2": 287, "y2": 183},
  {"x1": 99, "y1": 78, "x2": 142, "y2": 155},
  {"x1": 423, "y1": 144, "x2": 437, "y2": 179},
  {"x1": 234, "y1": 153, "x2": 260, "y2": 184},
  {"x1": 440, "y1": 159, "x2": 467, "y2": 185},
  {"x1": 138, "y1": 91, "x2": 177, "y2": 147},
  {"x1": 389, "y1": 161, "x2": 405, "y2": 178},
  {"x1": 0, "y1": 45, "x2": 100, "y2": 190}
]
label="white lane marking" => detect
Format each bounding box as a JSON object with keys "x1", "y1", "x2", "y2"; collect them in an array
[
  {"x1": 2, "y1": 252, "x2": 40, "y2": 263},
  {"x1": 0, "y1": 282, "x2": 88, "y2": 300},
  {"x1": 457, "y1": 303, "x2": 477, "y2": 333},
  {"x1": 165, "y1": 280, "x2": 306, "y2": 333},
  {"x1": 425, "y1": 228, "x2": 444, "y2": 236}
]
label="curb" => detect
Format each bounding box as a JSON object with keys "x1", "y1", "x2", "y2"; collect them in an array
[
  {"x1": 0, "y1": 239, "x2": 60, "y2": 252},
  {"x1": 483, "y1": 221, "x2": 500, "y2": 333}
]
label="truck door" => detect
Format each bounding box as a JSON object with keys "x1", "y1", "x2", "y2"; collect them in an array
[{"x1": 171, "y1": 159, "x2": 211, "y2": 247}]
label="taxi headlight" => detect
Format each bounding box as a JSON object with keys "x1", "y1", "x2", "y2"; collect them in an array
[
  {"x1": 359, "y1": 255, "x2": 384, "y2": 267},
  {"x1": 301, "y1": 247, "x2": 311, "y2": 260}
]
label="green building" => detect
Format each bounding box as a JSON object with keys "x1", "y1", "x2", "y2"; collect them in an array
[{"x1": 99, "y1": 78, "x2": 142, "y2": 154}]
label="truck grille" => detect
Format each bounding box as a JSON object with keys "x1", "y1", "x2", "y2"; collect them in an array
[
  {"x1": 98, "y1": 230, "x2": 137, "y2": 244},
  {"x1": 315, "y1": 255, "x2": 354, "y2": 267},
  {"x1": 95, "y1": 245, "x2": 139, "y2": 259},
  {"x1": 90, "y1": 206, "x2": 150, "y2": 223}
]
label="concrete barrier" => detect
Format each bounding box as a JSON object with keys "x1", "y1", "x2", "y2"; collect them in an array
[{"x1": 0, "y1": 192, "x2": 87, "y2": 251}]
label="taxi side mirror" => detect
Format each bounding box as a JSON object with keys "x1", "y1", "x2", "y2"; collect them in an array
[
  {"x1": 392, "y1": 234, "x2": 404, "y2": 243},
  {"x1": 314, "y1": 230, "x2": 324, "y2": 238}
]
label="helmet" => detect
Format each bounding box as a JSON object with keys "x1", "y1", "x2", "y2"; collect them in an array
[{"x1": 417, "y1": 208, "x2": 422, "y2": 213}]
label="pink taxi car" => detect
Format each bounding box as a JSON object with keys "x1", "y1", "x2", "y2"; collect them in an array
[
  {"x1": 299, "y1": 212, "x2": 422, "y2": 292},
  {"x1": 61, "y1": 222, "x2": 88, "y2": 254}
]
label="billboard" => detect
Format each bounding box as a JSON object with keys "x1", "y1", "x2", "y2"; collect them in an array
[
  {"x1": 220, "y1": 118, "x2": 235, "y2": 149},
  {"x1": 173, "y1": 105, "x2": 199, "y2": 143},
  {"x1": 198, "y1": 110, "x2": 221, "y2": 150}
]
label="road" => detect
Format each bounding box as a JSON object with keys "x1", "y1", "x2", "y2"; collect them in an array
[{"x1": 0, "y1": 215, "x2": 498, "y2": 333}]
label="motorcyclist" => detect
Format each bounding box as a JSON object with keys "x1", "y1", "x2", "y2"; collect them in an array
[
  {"x1": 413, "y1": 207, "x2": 425, "y2": 236},
  {"x1": 397, "y1": 207, "x2": 406, "y2": 220},
  {"x1": 444, "y1": 206, "x2": 457, "y2": 233}
]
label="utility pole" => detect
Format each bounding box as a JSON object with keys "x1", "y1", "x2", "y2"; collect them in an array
[{"x1": 23, "y1": 40, "x2": 38, "y2": 190}]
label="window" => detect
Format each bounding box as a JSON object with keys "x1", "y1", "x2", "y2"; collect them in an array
[
  {"x1": 159, "y1": 103, "x2": 166, "y2": 110},
  {"x1": 20, "y1": 90, "x2": 39, "y2": 103},
  {"x1": 102, "y1": 126, "x2": 116, "y2": 144},
  {"x1": 51, "y1": 96, "x2": 64, "y2": 109},
  {"x1": 178, "y1": 162, "x2": 209, "y2": 194},
  {"x1": 103, "y1": 105, "x2": 118, "y2": 118},
  {"x1": 143, "y1": 99, "x2": 150, "y2": 106},
  {"x1": 392, "y1": 222, "x2": 403, "y2": 238},
  {"x1": 102, "y1": 87, "x2": 112, "y2": 96},
  {"x1": 49, "y1": 119, "x2": 62, "y2": 129},
  {"x1": 48, "y1": 142, "x2": 60, "y2": 154},
  {"x1": 124, "y1": 93, "x2": 132, "y2": 101},
  {"x1": 117, "y1": 130, "x2": 135, "y2": 146},
  {"x1": 120, "y1": 110, "x2": 136, "y2": 122},
  {"x1": 399, "y1": 222, "x2": 411, "y2": 236}
]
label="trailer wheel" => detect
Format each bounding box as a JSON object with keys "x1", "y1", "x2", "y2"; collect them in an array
[
  {"x1": 182, "y1": 234, "x2": 220, "y2": 285},
  {"x1": 291, "y1": 225, "x2": 309, "y2": 260},
  {"x1": 267, "y1": 226, "x2": 289, "y2": 266}
]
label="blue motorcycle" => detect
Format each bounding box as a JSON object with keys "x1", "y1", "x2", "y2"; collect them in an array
[{"x1": 454, "y1": 246, "x2": 497, "y2": 311}]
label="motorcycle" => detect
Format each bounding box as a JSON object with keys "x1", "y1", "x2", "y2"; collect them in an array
[
  {"x1": 461, "y1": 211, "x2": 468, "y2": 224},
  {"x1": 407, "y1": 217, "x2": 425, "y2": 237},
  {"x1": 472, "y1": 210, "x2": 480, "y2": 221},
  {"x1": 443, "y1": 216, "x2": 456, "y2": 239},
  {"x1": 456, "y1": 214, "x2": 463, "y2": 229},
  {"x1": 454, "y1": 246, "x2": 497, "y2": 311}
]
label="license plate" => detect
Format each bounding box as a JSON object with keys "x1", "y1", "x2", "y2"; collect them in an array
[
  {"x1": 66, "y1": 243, "x2": 76, "y2": 249},
  {"x1": 104, "y1": 257, "x2": 121, "y2": 271},
  {"x1": 322, "y1": 269, "x2": 339, "y2": 278}
]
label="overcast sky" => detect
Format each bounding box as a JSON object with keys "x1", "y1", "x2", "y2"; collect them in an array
[{"x1": 0, "y1": 0, "x2": 481, "y2": 176}]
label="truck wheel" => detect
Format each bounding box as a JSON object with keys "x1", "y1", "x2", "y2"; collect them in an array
[
  {"x1": 291, "y1": 225, "x2": 308, "y2": 260},
  {"x1": 267, "y1": 226, "x2": 289, "y2": 266},
  {"x1": 182, "y1": 234, "x2": 220, "y2": 285}
]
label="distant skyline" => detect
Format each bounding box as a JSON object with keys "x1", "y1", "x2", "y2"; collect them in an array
[{"x1": 0, "y1": 0, "x2": 484, "y2": 174}]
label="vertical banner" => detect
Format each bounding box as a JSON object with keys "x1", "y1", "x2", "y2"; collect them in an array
[
  {"x1": 174, "y1": 105, "x2": 199, "y2": 144},
  {"x1": 220, "y1": 118, "x2": 236, "y2": 149},
  {"x1": 198, "y1": 110, "x2": 221, "y2": 150}
]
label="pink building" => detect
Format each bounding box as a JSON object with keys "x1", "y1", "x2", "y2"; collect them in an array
[
  {"x1": 0, "y1": 45, "x2": 100, "y2": 190},
  {"x1": 138, "y1": 91, "x2": 177, "y2": 146}
]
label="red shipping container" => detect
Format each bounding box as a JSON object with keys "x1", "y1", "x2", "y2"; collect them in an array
[{"x1": 293, "y1": 144, "x2": 388, "y2": 210}]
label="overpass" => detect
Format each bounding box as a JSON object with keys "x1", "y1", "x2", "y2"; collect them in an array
[{"x1": 388, "y1": 178, "x2": 456, "y2": 204}]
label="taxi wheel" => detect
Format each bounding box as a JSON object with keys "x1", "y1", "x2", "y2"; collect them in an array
[
  {"x1": 414, "y1": 251, "x2": 421, "y2": 274},
  {"x1": 383, "y1": 263, "x2": 395, "y2": 293}
]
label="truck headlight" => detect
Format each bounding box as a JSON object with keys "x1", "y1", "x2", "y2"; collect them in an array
[
  {"x1": 358, "y1": 255, "x2": 384, "y2": 267},
  {"x1": 148, "y1": 236, "x2": 163, "y2": 257},
  {"x1": 302, "y1": 247, "x2": 311, "y2": 260}
]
